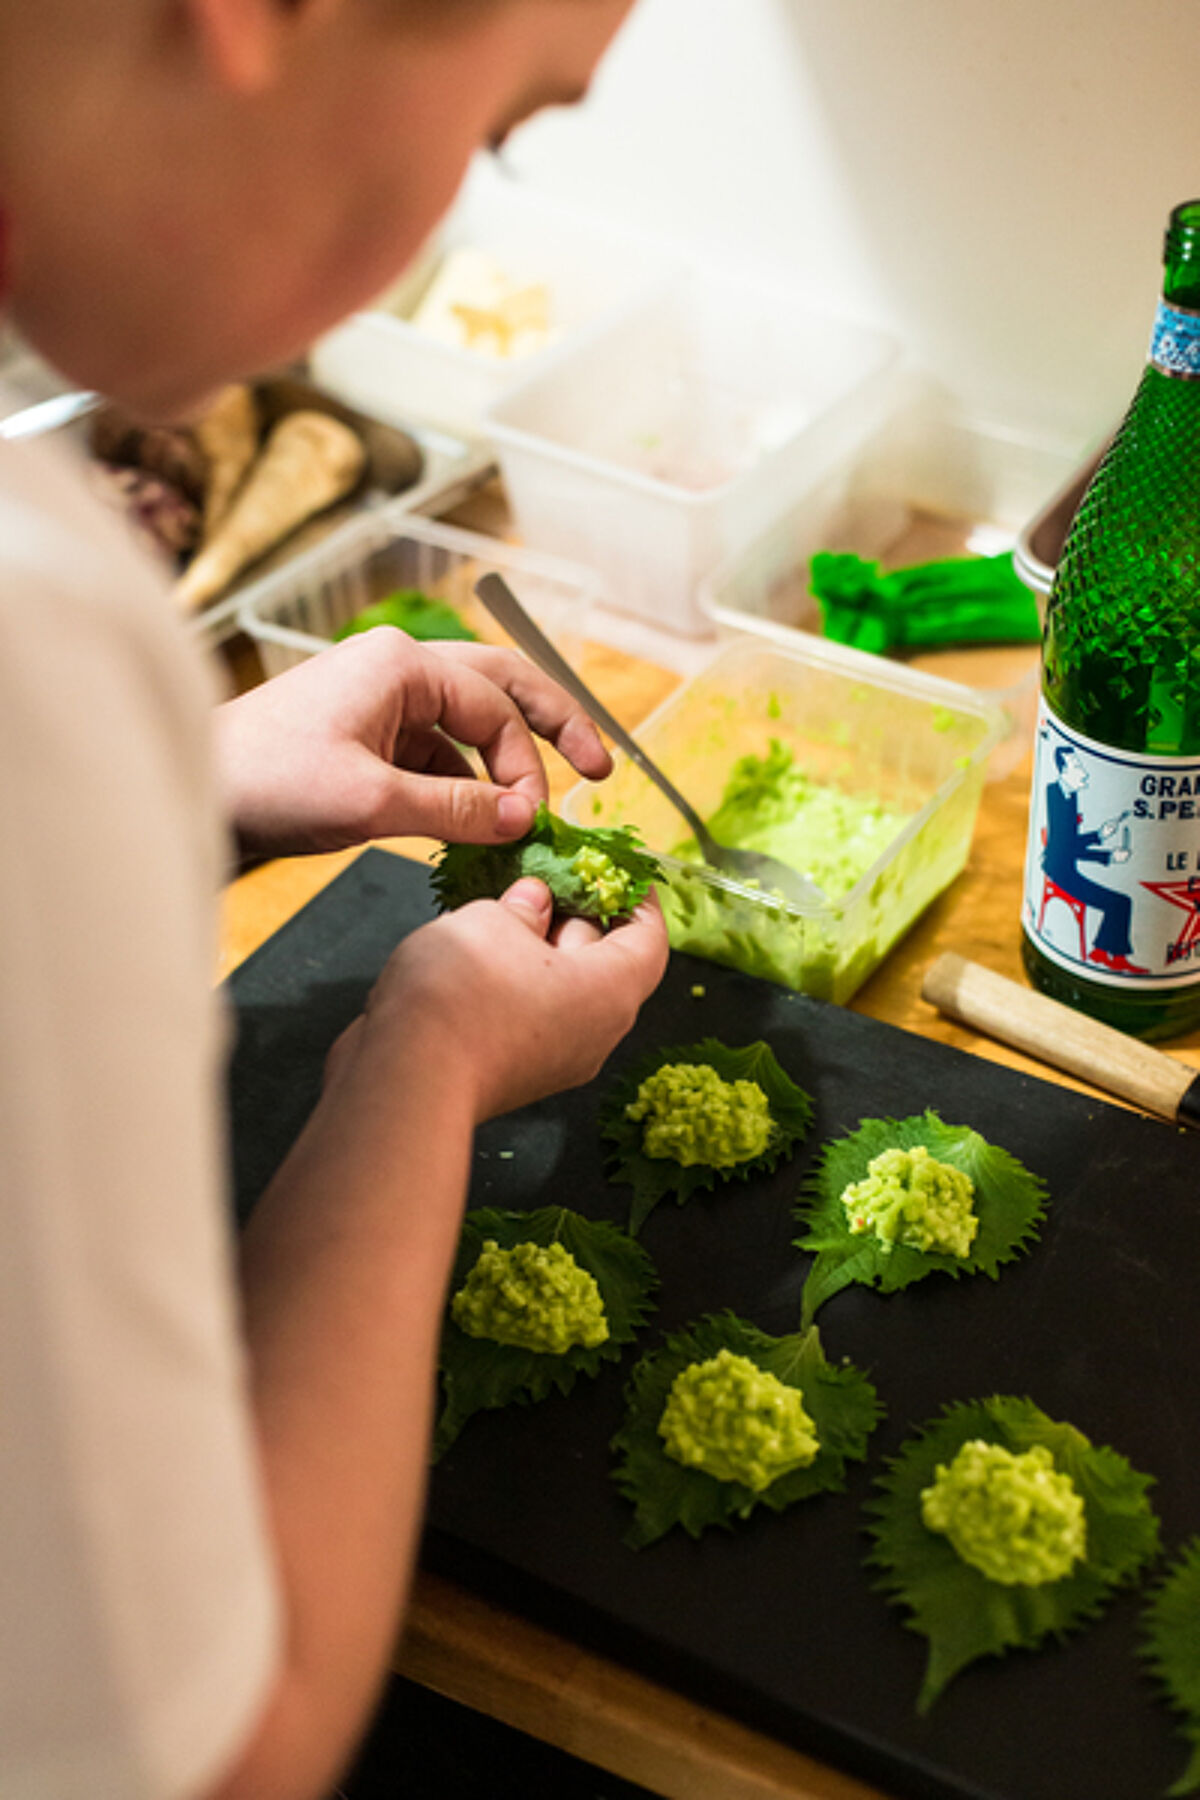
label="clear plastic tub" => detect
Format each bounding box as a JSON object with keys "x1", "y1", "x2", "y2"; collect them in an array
[
  {"x1": 309, "y1": 157, "x2": 680, "y2": 440},
  {"x1": 235, "y1": 501, "x2": 602, "y2": 678},
  {"x1": 562, "y1": 634, "x2": 1004, "y2": 1003},
  {"x1": 698, "y1": 472, "x2": 1041, "y2": 781},
  {"x1": 482, "y1": 266, "x2": 898, "y2": 639}
]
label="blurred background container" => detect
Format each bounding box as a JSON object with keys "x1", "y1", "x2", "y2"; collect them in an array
[
  {"x1": 483, "y1": 265, "x2": 897, "y2": 638},
  {"x1": 236, "y1": 502, "x2": 602, "y2": 678}
]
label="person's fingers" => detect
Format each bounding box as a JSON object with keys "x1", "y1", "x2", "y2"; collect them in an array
[
  {"x1": 369, "y1": 766, "x2": 536, "y2": 842},
  {"x1": 549, "y1": 913, "x2": 604, "y2": 950},
  {"x1": 382, "y1": 648, "x2": 551, "y2": 807},
  {"x1": 498, "y1": 877, "x2": 554, "y2": 935},
  {"x1": 394, "y1": 729, "x2": 477, "y2": 782},
  {"x1": 588, "y1": 894, "x2": 671, "y2": 992},
  {"x1": 427, "y1": 642, "x2": 614, "y2": 780}
]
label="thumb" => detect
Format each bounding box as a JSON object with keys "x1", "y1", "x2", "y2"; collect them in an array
[{"x1": 499, "y1": 877, "x2": 554, "y2": 937}]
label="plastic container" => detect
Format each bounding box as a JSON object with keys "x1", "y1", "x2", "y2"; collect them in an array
[
  {"x1": 562, "y1": 633, "x2": 1004, "y2": 1003},
  {"x1": 483, "y1": 265, "x2": 898, "y2": 638},
  {"x1": 698, "y1": 459, "x2": 1041, "y2": 781},
  {"x1": 309, "y1": 157, "x2": 679, "y2": 440},
  {"x1": 1012, "y1": 440, "x2": 1108, "y2": 598},
  {"x1": 235, "y1": 501, "x2": 602, "y2": 678}
]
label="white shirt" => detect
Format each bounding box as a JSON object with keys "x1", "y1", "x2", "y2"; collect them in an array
[{"x1": 0, "y1": 403, "x2": 280, "y2": 1799}]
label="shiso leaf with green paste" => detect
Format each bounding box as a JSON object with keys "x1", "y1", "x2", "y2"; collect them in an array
[
  {"x1": 611, "y1": 1311, "x2": 882, "y2": 1549},
  {"x1": 794, "y1": 1109, "x2": 1047, "y2": 1324},
  {"x1": 599, "y1": 1038, "x2": 814, "y2": 1236},
  {"x1": 1141, "y1": 1536, "x2": 1200, "y2": 1795},
  {"x1": 431, "y1": 803, "x2": 661, "y2": 927},
  {"x1": 866, "y1": 1395, "x2": 1160, "y2": 1713},
  {"x1": 435, "y1": 1206, "x2": 657, "y2": 1460}
]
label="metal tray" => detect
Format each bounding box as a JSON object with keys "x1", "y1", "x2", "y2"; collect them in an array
[{"x1": 0, "y1": 366, "x2": 494, "y2": 647}]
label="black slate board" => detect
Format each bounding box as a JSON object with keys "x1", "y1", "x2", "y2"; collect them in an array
[{"x1": 226, "y1": 846, "x2": 1200, "y2": 1800}]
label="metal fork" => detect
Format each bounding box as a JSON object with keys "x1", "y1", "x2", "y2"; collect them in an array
[{"x1": 474, "y1": 573, "x2": 825, "y2": 910}]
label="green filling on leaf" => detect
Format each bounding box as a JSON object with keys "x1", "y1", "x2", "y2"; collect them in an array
[
  {"x1": 920, "y1": 1440, "x2": 1086, "y2": 1586},
  {"x1": 626, "y1": 1061, "x2": 776, "y2": 1168},
  {"x1": 866, "y1": 1395, "x2": 1160, "y2": 1713},
  {"x1": 611, "y1": 1311, "x2": 882, "y2": 1548},
  {"x1": 451, "y1": 1238, "x2": 609, "y2": 1355},
  {"x1": 794, "y1": 1110, "x2": 1047, "y2": 1324},
  {"x1": 431, "y1": 804, "x2": 661, "y2": 926},
  {"x1": 435, "y1": 1207, "x2": 658, "y2": 1459},
  {"x1": 600, "y1": 1039, "x2": 814, "y2": 1236},
  {"x1": 1141, "y1": 1536, "x2": 1200, "y2": 1795},
  {"x1": 658, "y1": 1348, "x2": 820, "y2": 1491}
]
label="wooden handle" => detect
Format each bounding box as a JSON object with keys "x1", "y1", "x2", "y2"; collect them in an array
[{"x1": 921, "y1": 953, "x2": 1199, "y2": 1125}]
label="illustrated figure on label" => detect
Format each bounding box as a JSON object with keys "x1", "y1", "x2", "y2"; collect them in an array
[{"x1": 1041, "y1": 746, "x2": 1147, "y2": 973}]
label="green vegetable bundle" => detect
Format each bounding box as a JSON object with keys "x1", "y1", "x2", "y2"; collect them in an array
[{"x1": 811, "y1": 550, "x2": 1041, "y2": 655}]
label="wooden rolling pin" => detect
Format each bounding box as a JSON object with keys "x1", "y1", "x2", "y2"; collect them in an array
[{"x1": 921, "y1": 953, "x2": 1200, "y2": 1131}]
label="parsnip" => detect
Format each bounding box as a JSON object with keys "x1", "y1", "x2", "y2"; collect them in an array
[
  {"x1": 195, "y1": 383, "x2": 259, "y2": 540},
  {"x1": 173, "y1": 410, "x2": 365, "y2": 614}
]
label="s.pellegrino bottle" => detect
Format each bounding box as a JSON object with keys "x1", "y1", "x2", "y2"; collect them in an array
[{"x1": 1022, "y1": 199, "x2": 1200, "y2": 1040}]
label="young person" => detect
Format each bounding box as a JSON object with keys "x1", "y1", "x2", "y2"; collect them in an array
[{"x1": 0, "y1": 3, "x2": 666, "y2": 1797}]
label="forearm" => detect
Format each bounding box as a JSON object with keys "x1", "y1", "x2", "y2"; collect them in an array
[{"x1": 209, "y1": 1028, "x2": 475, "y2": 1800}]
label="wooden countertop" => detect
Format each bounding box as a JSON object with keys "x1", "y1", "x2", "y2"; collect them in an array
[{"x1": 219, "y1": 633, "x2": 1200, "y2": 1800}]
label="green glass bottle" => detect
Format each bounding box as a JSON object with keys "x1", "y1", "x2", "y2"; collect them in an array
[{"x1": 1021, "y1": 200, "x2": 1200, "y2": 1040}]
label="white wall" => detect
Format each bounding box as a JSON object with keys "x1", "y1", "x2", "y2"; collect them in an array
[{"x1": 505, "y1": 0, "x2": 1200, "y2": 460}]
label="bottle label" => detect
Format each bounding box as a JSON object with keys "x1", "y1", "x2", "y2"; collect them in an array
[
  {"x1": 1149, "y1": 298, "x2": 1200, "y2": 378},
  {"x1": 1023, "y1": 697, "x2": 1200, "y2": 988}
]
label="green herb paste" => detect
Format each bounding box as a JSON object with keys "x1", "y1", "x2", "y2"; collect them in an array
[
  {"x1": 571, "y1": 844, "x2": 635, "y2": 921},
  {"x1": 451, "y1": 1239, "x2": 609, "y2": 1355},
  {"x1": 921, "y1": 1439, "x2": 1086, "y2": 1586},
  {"x1": 625, "y1": 1062, "x2": 774, "y2": 1167},
  {"x1": 676, "y1": 740, "x2": 910, "y2": 902},
  {"x1": 658, "y1": 1348, "x2": 819, "y2": 1492},
  {"x1": 840, "y1": 1143, "x2": 978, "y2": 1258}
]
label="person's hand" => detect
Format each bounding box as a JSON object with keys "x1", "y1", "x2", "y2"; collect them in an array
[
  {"x1": 214, "y1": 628, "x2": 613, "y2": 859},
  {"x1": 325, "y1": 879, "x2": 670, "y2": 1124}
]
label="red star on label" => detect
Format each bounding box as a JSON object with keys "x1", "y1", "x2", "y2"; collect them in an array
[{"x1": 1142, "y1": 878, "x2": 1200, "y2": 964}]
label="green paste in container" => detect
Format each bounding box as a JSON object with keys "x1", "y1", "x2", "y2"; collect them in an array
[
  {"x1": 674, "y1": 739, "x2": 909, "y2": 900},
  {"x1": 660, "y1": 741, "x2": 916, "y2": 1001}
]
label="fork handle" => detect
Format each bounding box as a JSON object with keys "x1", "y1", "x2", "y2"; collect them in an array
[{"x1": 474, "y1": 573, "x2": 712, "y2": 847}]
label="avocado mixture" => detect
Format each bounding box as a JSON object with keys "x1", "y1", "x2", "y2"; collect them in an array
[
  {"x1": 658, "y1": 1348, "x2": 820, "y2": 1492},
  {"x1": 840, "y1": 1143, "x2": 978, "y2": 1258},
  {"x1": 571, "y1": 844, "x2": 636, "y2": 921},
  {"x1": 451, "y1": 1239, "x2": 609, "y2": 1355},
  {"x1": 920, "y1": 1439, "x2": 1087, "y2": 1586},
  {"x1": 676, "y1": 740, "x2": 910, "y2": 902},
  {"x1": 625, "y1": 1062, "x2": 774, "y2": 1167}
]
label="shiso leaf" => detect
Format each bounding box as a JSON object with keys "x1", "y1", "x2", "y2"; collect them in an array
[
  {"x1": 1141, "y1": 1536, "x2": 1200, "y2": 1795},
  {"x1": 866, "y1": 1395, "x2": 1160, "y2": 1713},
  {"x1": 794, "y1": 1110, "x2": 1047, "y2": 1324},
  {"x1": 599, "y1": 1038, "x2": 815, "y2": 1236},
  {"x1": 435, "y1": 1206, "x2": 658, "y2": 1459},
  {"x1": 611, "y1": 1311, "x2": 882, "y2": 1549},
  {"x1": 431, "y1": 803, "x2": 661, "y2": 926}
]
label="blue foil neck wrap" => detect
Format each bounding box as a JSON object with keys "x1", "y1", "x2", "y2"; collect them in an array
[{"x1": 1149, "y1": 298, "x2": 1200, "y2": 377}]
